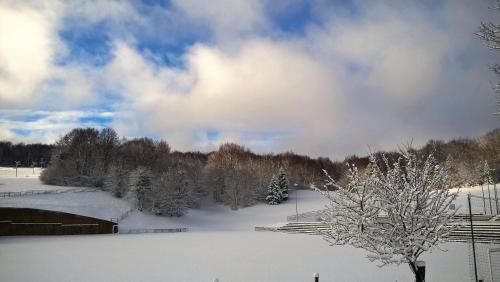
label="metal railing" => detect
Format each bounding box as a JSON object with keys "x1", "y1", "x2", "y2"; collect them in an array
[
  {"x1": 118, "y1": 227, "x2": 188, "y2": 234},
  {"x1": 286, "y1": 209, "x2": 328, "y2": 222},
  {"x1": 0, "y1": 187, "x2": 99, "y2": 198}
]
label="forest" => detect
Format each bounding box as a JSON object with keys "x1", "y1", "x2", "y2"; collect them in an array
[{"x1": 2, "y1": 127, "x2": 499, "y2": 216}]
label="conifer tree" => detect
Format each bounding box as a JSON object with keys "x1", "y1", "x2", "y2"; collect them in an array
[
  {"x1": 277, "y1": 167, "x2": 289, "y2": 201},
  {"x1": 103, "y1": 164, "x2": 129, "y2": 198},
  {"x1": 128, "y1": 166, "x2": 152, "y2": 211},
  {"x1": 266, "y1": 174, "x2": 282, "y2": 205}
]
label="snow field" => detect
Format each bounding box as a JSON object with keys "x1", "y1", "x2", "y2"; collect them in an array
[
  {"x1": 0, "y1": 172, "x2": 481, "y2": 281},
  {"x1": 0, "y1": 231, "x2": 469, "y2": 282}
]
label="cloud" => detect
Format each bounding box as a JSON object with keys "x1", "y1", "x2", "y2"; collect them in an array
[
  {"x1": 172, "y1": 0, "x2": 268, "y2": 41},
  {"x1": 105, "y1": 40, "x2": 344, "y2": 154},
  {"x1": 102, "y1": 1, "x2": 499, "y2": 158},
  {"x1": 0, "y1": 1, "x2": 60, "y2": 106},
  {"x1": 0, "y1": 0, "x2": 498, "y2": 160},
  {"x1": 0, "y1": 110, "x2": 113, "y2": 144},
  {"x1": 0, "y1": 1, "x2": 103, "y2": 109}
]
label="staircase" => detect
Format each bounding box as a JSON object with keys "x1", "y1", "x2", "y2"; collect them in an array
[{"x1": 275, "y1": 220, "x2": 500, "y2": 244}]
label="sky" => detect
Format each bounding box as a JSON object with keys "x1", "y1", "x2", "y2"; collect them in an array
[{"x1": 0, "y1": 0, "x2": 498, "y2": 159}]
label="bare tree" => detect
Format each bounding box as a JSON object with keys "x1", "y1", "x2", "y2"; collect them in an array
[
  {"x1": 477, "y1": 0, "x2": 500, "y2": 115},
  {"x1": 317, "y1": 150, "x2": 458, "y2": 282}
]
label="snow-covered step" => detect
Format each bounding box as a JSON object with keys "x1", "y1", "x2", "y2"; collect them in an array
[{"x1": 275, "y1": 221, "x2": 500, "y2": 243}]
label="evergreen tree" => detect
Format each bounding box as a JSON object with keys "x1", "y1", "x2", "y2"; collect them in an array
[
  {"x1": 482, "y1": 160, "x2": 494, "y2": 185},
  {"x1": 277, "y1": 167, "x2": 289, "y2": 201},
  {"x1": 266, "y1": 174, "x2": 282, "y2": 205},
  {"x1": 151, "y1": 170, "x2": 189, "y2": 217},
  {"x1": 128, "y1": 166, "x2": 152, "y2": 211},
  {"x1": 103, "y1": 164, "x2": 129, "y2": 198}
]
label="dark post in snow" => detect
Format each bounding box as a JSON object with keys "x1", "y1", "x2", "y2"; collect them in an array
[
  {"x1": 313, "y1": 272, "x2": 319, "y2": 282},
  {"x1": 416, "y1": 261, "x2": 425, "y2": 282},
  {"x1": 469, "y1": 194, "x2": 479, "y2": 282},
  {"x1": 294, "y1": 183, "x2": 299, "y2": 222},
  {"x1": 14, "y1": 161, "x2": 20, "y2": 177},
  {"x1": 495, "y1": 183, "x2": 499, "y2": 215},
  {"x1": 481, "y1": 185, "x2": 487, "y2": 214}
]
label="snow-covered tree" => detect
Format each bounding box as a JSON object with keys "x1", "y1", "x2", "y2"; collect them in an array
[
  {"x1": 103, "y1": 164, "x2": 129, "y2": 198},
  {"x1": 266, "y1": 174, "x2": 282, "y2": 205},
  {"x1": 277, "y1": 167, "x2": 289, "y2": 201},
  {"x1": 317, "y1": 150, "x2": 458, "y2": 282},
  {"x1": 128, "y1": 166, "x2": 153, "y2": 211},
  {"x1": 481, "y1": 160, "x2": 494, "y2": 185},
  {"x1": 151, "y1": 170, "x2": 189, "y2": 217},
  {"x1": 477, "y1": 0, "x2": 500, "y2": 115}
]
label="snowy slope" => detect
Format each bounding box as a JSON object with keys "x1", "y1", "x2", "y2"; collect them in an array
[{"x1": 0, "y1": 171, "x2": 476, "y2": 282}]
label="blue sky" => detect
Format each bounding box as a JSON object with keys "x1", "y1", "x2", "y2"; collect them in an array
[{"x1": 0, "y1": 0, "x2": 498, "y2": 158}]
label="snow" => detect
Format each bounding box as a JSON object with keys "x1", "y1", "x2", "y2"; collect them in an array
[
  {"x1": 0, "y1": 170, "x2": 477, "y2": 281},
  {"x1": 0, "y1": 232, "x2": 468, "y2": 282},
  {"x1": 0, "y1": 191, "x2": 132, "y2": 221},
  {"x1": 0, "y1": 166, "x2": 42, "y2": 178},
  {"x1": 0, "y1": 167, "x2": 68, "y2": 193}
]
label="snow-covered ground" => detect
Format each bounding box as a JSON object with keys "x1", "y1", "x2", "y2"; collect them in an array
[
  {"x1": 0, "y1": 170, "x2": 482, "y2": 281},
  {"x1": 0, "y1": 167, "x2": 73, "y2": 193},
  {"x1": 0, "y1": 166, "x2": 42, "y2": 178}
]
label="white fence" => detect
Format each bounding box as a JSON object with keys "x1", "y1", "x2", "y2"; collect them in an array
[
  {"x1": 0, "y1": 187, "x2": 99, "y2": 198},
  {"x1": 118, "y1": 227, "x2": 188, "y2": 234},
  {"x1": 286, "y1": 209, "x2": 328, "y2": 222}
]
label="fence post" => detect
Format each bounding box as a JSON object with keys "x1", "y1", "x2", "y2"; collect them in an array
[
  {"x1": 481, "y1": 185, "x2": 487, "y2": 214},
  {"x1": 494, "y1": 183, "x2": 499, "y2": 215},
  {"x1": 469, "y1": 194, "x2": 479, "y2": 282},
  {"x1": 487, "y1": 184, "x2": 493, "y2": 215},
  {"x1": 313, "y1": 272, "x2": 319, "y2": 282}
]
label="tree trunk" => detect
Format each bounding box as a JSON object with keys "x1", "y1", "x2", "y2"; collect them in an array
[{"x1": 409, "y1": 262, "x2": 424, "y2": 282}]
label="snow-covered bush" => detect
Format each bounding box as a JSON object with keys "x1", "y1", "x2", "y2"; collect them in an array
[{"x1": 318, "y1": 150, "x2": 458, "y2": 282}]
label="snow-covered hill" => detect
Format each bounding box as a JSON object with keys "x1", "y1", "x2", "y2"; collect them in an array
[{"x1": 0, "y1": 169, "x2": 477, "y2": 282}]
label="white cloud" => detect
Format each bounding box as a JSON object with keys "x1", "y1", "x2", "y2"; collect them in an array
[
  {"x1": 105, "y1": 40, "x2": 344, "y2": 154},
  {"x1": 0, "y1": 1, "x2": 101, "y2": 109},
  {"x1": 0, "y1": 110, "x2": 113, "y2": 144},
  {"x1": 102, "y1": 1, "x2": 499, "y2": 158},
  {"x1": 172, "y1": 0, "x2": 268, "y2": 42},
  {"x1": 0, "y1": 1, "x2": 59, "y2": 106},
  {"x1": 0, "y1": 0, "x2": 498, "y2": 159}
]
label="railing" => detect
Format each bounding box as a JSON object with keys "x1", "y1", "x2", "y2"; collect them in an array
[
  {"x1": 254, "y1": 226, "x2": 278, "y2": 232},
  {"x1": 118, "y1": 227, "x2": 188, "y2": 234},
  {"x1": 110, "y1": 208, "x2": 135, "y2": 223},
  {"x1": 286, "y1": 209, "x2": 328, "y2": 222},
  {"x1": 0, "y1": 187, "x2": 99, "y2": 198},
  {"x1": 213, "y1": 273, "x2": 320, "y2": 282}
]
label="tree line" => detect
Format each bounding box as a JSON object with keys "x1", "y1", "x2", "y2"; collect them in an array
[
  {"x1": 0, "y1": 141, "x2": 53, "y2": 167},
  {"x1": 37, "y1": 128, "x2": 338, "y2": 215},
  {"x1": 1, "y1": 127, "x2": 498, "y2": 216},
  {"x1": 341, "y1": 129, "x2": 500, "y2": 187}
]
